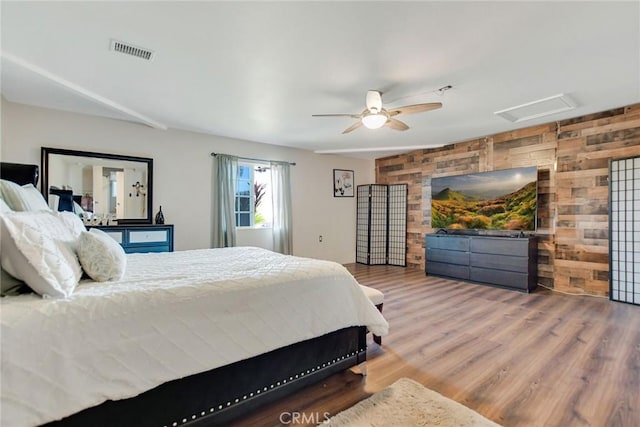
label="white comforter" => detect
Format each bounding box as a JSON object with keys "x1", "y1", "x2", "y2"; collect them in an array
[{"x1": 0, "y1": 247, "x2": 388, "y2": 427}]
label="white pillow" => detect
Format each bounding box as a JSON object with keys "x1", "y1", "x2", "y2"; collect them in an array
[
  {"x1": 77, "y1": 229, "x2": 126, "y2": 282},
  {"x1": 48, "y1": 193, "x2": 60, "y2": 211},
  {"x1": 0, "y1": 197, "x2": 11, "y2": 213},
  {"x1": 21, "y1": 184, "x2": 52, "y2": 211},
  {"x1": 0, "y1": 211, "x2": 82, "y2": 297},
  {"x1": 72, "y1": 201, "x2": 85, "y2": 215},
  {"x1": 0, "y1": 180, "x2": 51, "y2": 212},
  {"x1": 0, "y1": 179, "x2": 28, "y2": 210}
]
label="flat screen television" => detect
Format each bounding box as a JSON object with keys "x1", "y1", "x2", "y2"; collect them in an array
[{"x1": 431, "y1": 166, "x2": 537, "y2": 231}]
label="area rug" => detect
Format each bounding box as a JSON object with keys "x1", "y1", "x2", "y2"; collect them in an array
[{"x1": 323, "y1": 378, "x2": 501, "y2": 426}]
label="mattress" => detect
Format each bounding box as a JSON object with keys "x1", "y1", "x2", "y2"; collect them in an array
[{"x1": 0, "y1": 246, "x2": 388, "y2": 427}]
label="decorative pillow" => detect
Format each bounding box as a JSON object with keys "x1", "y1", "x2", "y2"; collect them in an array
[
  {"x1": 0, "y1": 180, "x2": 51, "y2": 212},
  {"x1": 77, "y1": 229, "x2": 126, "y2": 282},
  {"x1": 0, "y1": 211, "x2": 82, "y2": 297},
  {"x1": 56, "y1": 211, "x2": 87, "y2": 250}
]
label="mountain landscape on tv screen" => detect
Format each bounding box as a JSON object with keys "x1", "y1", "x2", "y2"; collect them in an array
[{"x1": 432, "y1": 181, "x2": 537, "y2": 231}]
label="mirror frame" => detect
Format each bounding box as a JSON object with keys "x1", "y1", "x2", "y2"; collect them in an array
[{"x1": 41, "y1": 147, "x2": 154, "y2": 224}]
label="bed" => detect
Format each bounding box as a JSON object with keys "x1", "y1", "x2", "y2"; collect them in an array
[{"x1": 0, "y1": 162, "x2": 388, "y2": 427}]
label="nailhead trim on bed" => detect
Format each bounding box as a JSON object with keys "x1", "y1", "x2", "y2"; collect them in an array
[{"x1": 163, "y1": 348, "x2": 365, "y2": 426}]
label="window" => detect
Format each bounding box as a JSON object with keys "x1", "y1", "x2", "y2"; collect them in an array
[{"x1": 235, "y1": 163, "x2": 272, "y2": 228}]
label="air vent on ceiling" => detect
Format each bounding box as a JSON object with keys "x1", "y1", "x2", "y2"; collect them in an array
[
  {"x1": 110, "y1": 39, "x2": 155, "y2": 61},
  {"x1": 494, "y1": 94, "x2": 576, "y2": 123}
]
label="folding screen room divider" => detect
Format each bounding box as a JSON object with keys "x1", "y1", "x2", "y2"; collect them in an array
[
  {"x1": 609, "y1": 155, "x2": 639, "y2": 305},
  {"x1": 356, "y1": 184, "x2": 407, "y2": 266}
]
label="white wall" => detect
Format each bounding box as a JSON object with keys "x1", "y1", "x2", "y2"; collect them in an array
[{"x1": 0, "y1": 99, "x2": 374, "y2": 264}]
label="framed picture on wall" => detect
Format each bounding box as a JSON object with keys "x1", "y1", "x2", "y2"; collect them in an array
[{"x1": 333, "y1": 169, "x2": 354, "y2": 197}]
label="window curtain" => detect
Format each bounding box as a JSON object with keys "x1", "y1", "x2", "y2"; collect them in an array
[
  {"x1": 270, "y1": 161, "x2": 293, "y2": 255},
  {"x1": 212, "y1": 154, "x2": 238, "y2": 248}
]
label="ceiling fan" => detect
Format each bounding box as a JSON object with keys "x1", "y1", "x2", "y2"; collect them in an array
[{"x1": 312, "y1": 90, "x2": 443, "y2": 134}]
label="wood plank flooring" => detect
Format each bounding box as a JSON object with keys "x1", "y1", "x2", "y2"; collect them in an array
[{"x1": 230, "y1": 264, "x2": 640, "y2": 427}]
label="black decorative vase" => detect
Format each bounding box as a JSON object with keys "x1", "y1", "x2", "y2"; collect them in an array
[{"x1": 155, "y1": 206, "x2": 165, "y2": 224}]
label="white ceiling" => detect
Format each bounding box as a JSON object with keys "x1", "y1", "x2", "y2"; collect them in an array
[{"x1": 2, "y1": 1, "x2": 639, "y2": 159}]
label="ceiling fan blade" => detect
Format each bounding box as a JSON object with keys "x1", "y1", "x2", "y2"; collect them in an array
[
  {"x1": 365, "y1": 90, "x2": 383, "y2": 112},
  {"x1": 385, "y1": 118, "x2": 409, "y2": 131},
  {"x1": 342, "y1": 121, "x2": 363, "y2": 134},
  {"x1": 388, "y1": 102, "x2": 442, "y2": 117},
  {"x1": 312, "y1": 113, "x2": 361, "y2": 118}
]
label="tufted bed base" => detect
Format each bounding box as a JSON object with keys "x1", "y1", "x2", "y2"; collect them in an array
[{"x1": 44, "y1": 326, "x2": 367, "y2": 427}]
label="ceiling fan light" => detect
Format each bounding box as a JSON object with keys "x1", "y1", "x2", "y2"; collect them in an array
[{"x1": 362, "y1": 113, "x2": 387, "y2": 129}]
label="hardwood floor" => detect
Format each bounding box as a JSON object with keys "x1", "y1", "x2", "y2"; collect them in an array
[{"x1": 230, "y1": 264, "x2": 640, "y2": 427}]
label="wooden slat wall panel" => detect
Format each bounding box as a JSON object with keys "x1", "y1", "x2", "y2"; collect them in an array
[
  {"x1": 555, "y1": 106, "x2": 640, "y2": 295},
  {"x1": 375, "y1": 103, "x2": 640, "y2": 295}
]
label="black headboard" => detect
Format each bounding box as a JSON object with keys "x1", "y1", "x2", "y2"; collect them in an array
[{"x1": 0, "y1": 162, "x2": 39, "y2": 186}]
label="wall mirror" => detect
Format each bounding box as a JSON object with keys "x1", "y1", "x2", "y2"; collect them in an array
[{"x1": 41, "y1": 147, "x2": 153, "y2": 224}]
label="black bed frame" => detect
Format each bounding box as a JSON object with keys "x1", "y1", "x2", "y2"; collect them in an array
[
  {"x1": 46, "y1": 327, "x2": 366, "y2": 427},
  {"x1": 1, "y1": 162, "x2": 368, "y2": 426}
]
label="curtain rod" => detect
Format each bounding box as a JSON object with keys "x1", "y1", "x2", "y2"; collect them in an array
[{"x1": 210, "y1": 152, "x2": 296, "y2": 166}]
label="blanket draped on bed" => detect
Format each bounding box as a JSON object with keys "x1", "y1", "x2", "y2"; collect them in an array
[{"x1": 1, "y1": 247, "x2": 388, "y2": 427}]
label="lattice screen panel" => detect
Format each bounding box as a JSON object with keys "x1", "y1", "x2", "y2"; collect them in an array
[
  {"x1": 356, "y1": 185, "x2": 370, "y2": 264},
  {"x1": 610, "y1": 156, "x2": 640, "y2": 305},
  {"x1": 356, "y1": 184, "x2": 407, "y2": 266},
  {"x1": 369, "y1": 185, "x2": 388, "y2": 265},
  {"x1": 387, "y1": 184, "x2": 407, "y2": 266}
]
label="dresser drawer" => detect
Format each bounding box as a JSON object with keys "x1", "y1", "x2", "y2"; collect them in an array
[
  {"x1": 125, "y1": 244, "x2": 171, "y2": 254},
  {"x1": 427, "y1": 261, "x2": 470, "y2": 280},
  {"x1": 101, "y1": 230, "x2": 124, "y2": 244},
  {"x1": 128, "y1": 229, "x2": 169, "y2": 244},
  {"x1": 427, "y1": 248, "x2": 470, "y2": 266},
  {"x1": 470, "y1": 267, "x2": 530, "y2": 290},
  {"x1": 470, "y1": 237, "x2": 530, "y2": 256},
  {"x1": 470, "y1": 252, "x2": 529, "y2": 273},
  {"x1": 426, "y1": 234, "x2": 469, "y2": 251}
]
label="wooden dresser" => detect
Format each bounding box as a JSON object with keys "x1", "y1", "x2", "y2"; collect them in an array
[
  {"x1": 425, "y1": 233, "x2": 538, "y2": 292},
  {"x1": 89, "y1": 224, "x2": 174, "y2": 254}
]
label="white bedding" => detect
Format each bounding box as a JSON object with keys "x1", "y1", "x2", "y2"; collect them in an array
[{"x1": 0, "y1": 247, "x2": 388, "y2": 427}]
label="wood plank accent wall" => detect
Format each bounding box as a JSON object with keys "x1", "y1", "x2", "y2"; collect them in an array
[{"x1": 375, "y1": 103, "x2": 640, "y2": 295}]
